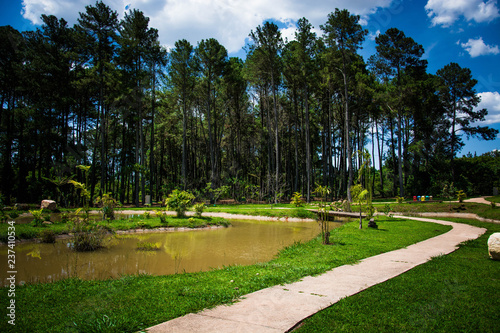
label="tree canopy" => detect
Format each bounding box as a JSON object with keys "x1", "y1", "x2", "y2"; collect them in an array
[{"x1": 0, "y1": 3, "x2": 498, "y2": 206}]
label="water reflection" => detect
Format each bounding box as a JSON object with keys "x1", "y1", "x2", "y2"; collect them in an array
[{"x1": 1, "y1": 219, "x2": 342, "y2": 285}]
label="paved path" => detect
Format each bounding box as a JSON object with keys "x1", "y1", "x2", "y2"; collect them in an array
[
  {"x1": 464, "y1": 196, "x2": 499, "y2": 206},
  {"x1": 147, "y1": 217, "x2": 486, "y2": 333}
]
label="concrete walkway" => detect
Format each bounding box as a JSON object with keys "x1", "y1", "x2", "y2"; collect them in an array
[{"x1": 147, "y1": 217, "x2": 486, "y2": 333}]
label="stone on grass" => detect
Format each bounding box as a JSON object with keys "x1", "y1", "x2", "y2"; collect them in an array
[
  {"x1": 488, "y1": 233, "x2": 500, "y2": 260},
  {"x1": 41, "y1": 200, "x2": 57, "y2": 210},
  {"x1": 368, "y1": 218, "x2": 378, "y2": 229}
]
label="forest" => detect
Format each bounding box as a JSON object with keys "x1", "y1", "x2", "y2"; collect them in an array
[{"x1": 1, "y1": 1, "x2": 499, "y2": 207}]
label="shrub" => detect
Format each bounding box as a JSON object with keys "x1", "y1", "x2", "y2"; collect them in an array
[
  {"x1": 40, "y1": 229, "x2": 56, "y2": 243},
  {"x1": 155, "y1": 210, "x2": 168, "y2": 225},
  {"x1": 60, "y1": 212, "x2": 70, "y2": 223},
  {"x1": 94, "y1": 193, "x2": 119, "y2": 220},
  {"x1": 193, "y1": 203, "x2": 205, "y2": 217},
  {"x1": 70, "y1": 214, "x2": 107, "y2": 252},
  {"x1": 456, "y1": 190, "x2": 466, "y2": 203},
  {"x1": 291, "y1": 192, "x2": 305, "y2": 207},
  {"x1": 143, "y1": 211, "x2": 151, "y2": 219},
  {"x1": 30, "y1": 209, "x2": 44, "y2": 226},
  {"x1": 395, "y1": 196, "x2": 405, "y2": 204},
  {"x1": 8, "y1": 209, "x2": 20, "y2": 219},
  {"x1": 164, "y1": 190, "x2": 195, "y2": 217}
]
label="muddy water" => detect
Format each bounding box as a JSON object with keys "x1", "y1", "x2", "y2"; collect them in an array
[{"x1": 1, "y1": 220, "x2": 342, "y2": 285}]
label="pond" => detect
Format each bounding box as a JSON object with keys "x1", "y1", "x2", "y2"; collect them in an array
[{"x1": 0, "y1": 219, "x2": 343, "y2": 286}]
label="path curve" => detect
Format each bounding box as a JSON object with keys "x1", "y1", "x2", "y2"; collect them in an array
[{"x1": 147, "y1": 216, "x2": 486, "y2": 333}]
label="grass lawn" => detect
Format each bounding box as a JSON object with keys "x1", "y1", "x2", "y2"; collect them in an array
[
  {"x1": 485, "y1": 195, "x2": 500, "y2": 204},
  {"x1": 357, "y1": 201, "x2": 500, "y2": 221},
  {"x1": 204, "y1": 205, "x2": 317, "y2": 219},
  {"x1": 294, "y1": 218, "x2": 500, "y2": 333},
  {"x1": 0, "y1": 217, "x2": 450, "y2": 332}
]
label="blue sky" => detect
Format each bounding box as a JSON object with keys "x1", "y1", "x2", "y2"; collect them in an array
[{"x1": 1, "y1": 0, "x2": 499, "y2": 156}]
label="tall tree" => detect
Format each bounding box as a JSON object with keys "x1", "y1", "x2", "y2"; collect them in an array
[
  {"x1": 77, "y1": 0, "x2": 119, "y2": 199},
  {"x1": 195, "y1": 38, "x2": 228, "y2": 199},
  {"x1": 436, "y1": 62, "x2": 498, "y2": 179},
  {"x1": 375, "y1": 27, "x2": 427, "y2": 196},
  {"x1": 321, "y1": 8, "x2": 367, "y2": 202},
  {"x1": 295, "y1": 17, "x2": 317, "y2": 202},
  {"x1": 170, "y1": 39, "x2": 196, "y2": 190},
  {"x1": 118, "y1": 8, "x2": 159, "y2": 205},
  {"x1": 248, "y1": 21, "x2": 283, "y2": 203}
]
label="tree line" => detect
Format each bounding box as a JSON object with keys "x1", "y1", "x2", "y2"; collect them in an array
[{"x1": 1, "y1": 2, "x2": 498, "y2": 206}]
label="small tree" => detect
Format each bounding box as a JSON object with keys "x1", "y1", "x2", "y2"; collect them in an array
[
  {"x1": 165, "y1": 189, "x2": 195, "y2": 217},
  {"x1": 291, "y1": 191, "x2": 305, "y2": 207},
  {"x1": 350, "y1": 184, "x2": 368, "y2": 229},
  {"x1": 456, "y1": 190, "x2": 466, "y2": 203},
  {"x1": 205, "y1": 183, "x2": 230, "y2": 204},
  {"x1": 441, "y1": 182, "x2": 456, "y2": 209},
  {"x1": 94, "y1": 193, "x2": 119, "y2": 220},
  {"x1": 193, "y1": 203, "x2": 205, "y2": 217},
  {"x1": 69, "y1": 165, "x2": 107, "y2": 251},
  {"x1": 314, "y1": 184, "x2": 331, "y2": 244}
]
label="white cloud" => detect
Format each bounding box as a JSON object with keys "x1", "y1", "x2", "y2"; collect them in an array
[
  {"x1": 460, "y1": 37, "x2": 500, "y2": 57},
  {"x1": 368, "y1": 29, "x2": 381, "y2": 41},
  {"x1": 425, "y1": 0, "x2": 500, "y2": 27},
  {"x1": 21, "y1": 0, "x2": 395, "y2": 54},
  {"x1": 477, "y1": 91, "x2": 500, "y2": 124}
]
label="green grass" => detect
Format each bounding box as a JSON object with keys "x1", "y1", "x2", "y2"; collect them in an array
[
  {"x1": 352, "y1": 201, "x2": 500, "y2": 221},
  {"x1": 294, "y1": 218, "x2": 500, "y2": 333},
  {"x1": 204, "y1": 205, "x2": 317, "y2": 219},
  {"x1": 0, "y1": 215, "x2": 230, "y2": 242},
  {"x1": 0, "y1": 217, "x2": 450, "y2": 333},
  {"x1": 485, "y1": 195, "x2": 500, "y2": 204}
]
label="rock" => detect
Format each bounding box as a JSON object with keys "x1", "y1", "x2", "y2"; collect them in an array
[
  {"x1": 368, "y1": 218, "x2": 378, "y2": 229},
  {"x1": 488, "y1": 233, "x2": 500, "y2": 260},
  {"x1": 15, "y1": 203, "x2": 30, "y2": 210},
  {"x1": 42, "y1": 221, "x2": 53, "y2": 225},
  {"x1": 41, "y1": 200, "x2": 57, "y2": 210}
]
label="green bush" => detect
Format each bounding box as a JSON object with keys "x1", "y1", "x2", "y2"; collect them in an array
[
  {"x1": 40, "y1": 229, "x2": 56, "y2": 243},
  {"x1": 164, "y1": 190, "x2": 195, "y2": 217},
  {"x1": 456, "y1": 190, "x2": 466, "y2": 203},
  {"x1": 70, "y1": 216, "x2": 107, "y2": 251},
  {"x1": 30, "y1": 209, "x2": 44, "y2": 226},
  {"x1": 193, "y1": 203, "x2": 205, "y2": 217},
  {"x1": 291, "y1": 192, "x2": 305, "y2": 207}
]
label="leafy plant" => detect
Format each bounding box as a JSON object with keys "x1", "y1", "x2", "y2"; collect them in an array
[
  {"x1": 350, "y1": 184, "x2": 369, "y2": 229},
  {"x1": 69, "y1": 166, "x2": 108, "y2": 252},
  {"x1": 441, "y1": 182, "x2": 456, "y2": 202},
  {"x1": 70, "y1": 214, "x2": 107, "y2": 251},
  {"x1": 193, "y1": 203, "x2": 205, "y2": 217},
  {"x1": 94, "y1": 193, "x2": 119, "y2": 220},
  {"x1": 291, "y1": 192, "x2": 305, "y2": 207},
  {"x1": 30, "y1": 209, "x2": 44, "y2": 226},
  {"x1": 155, "y1": 210, "x2": 168, "y2": 225},
  {"x1": 456, "y1": 190, "x2": 466, "y2": 203},
  {"x1": 143, "y1": 211, "x2": 151, "y2": 219},
  {"x1": 60, "y1": 212, "x2": 70, "y2": 223},
  {"x1": 40, "y1": 229, "x2": 56, "y2": 243},
  {"x1": 205, "y1": 183, "x2": 230, "y2": 204},
  {"x1": 8, "y1": 207, "x2": 19, "y2": 219},
  {"x1": 395, "y1": 196, "x2": 405, "y2": 204},
  {"x1": 164, "y1": 189, "x2": 195, "y2": 217},
  {"x1": 384, "y1": 204, "x2": 392, "y2": 217}
]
